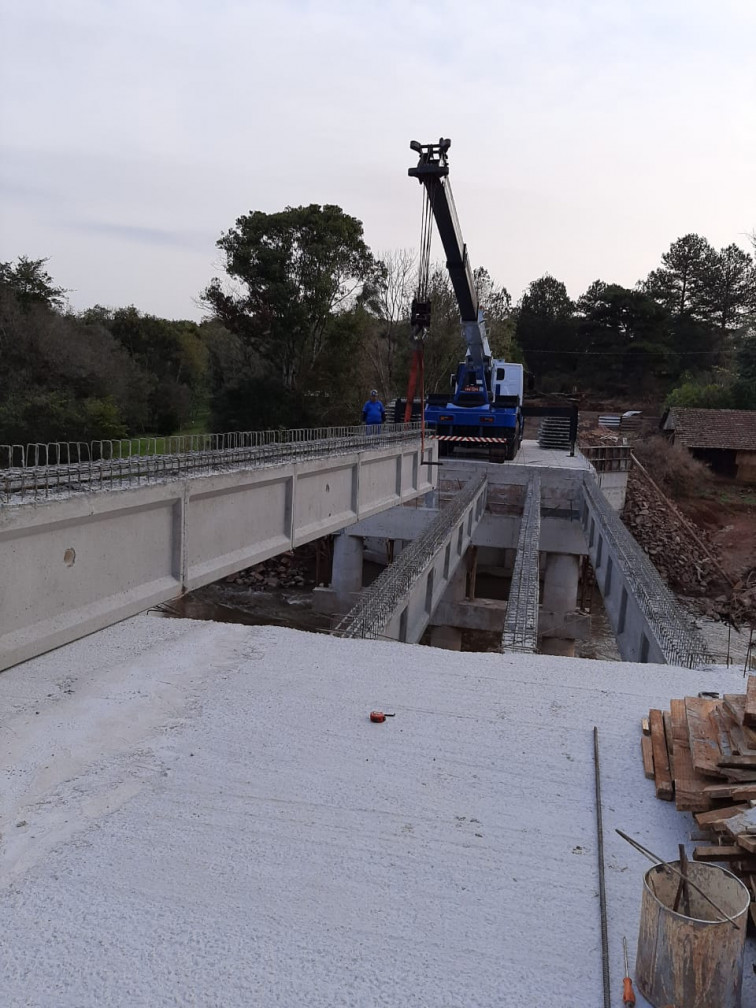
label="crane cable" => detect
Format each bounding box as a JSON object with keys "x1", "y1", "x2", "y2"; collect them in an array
[
  {"x1": 404, "y1": 185, "x2": 435, "y2": 431},
  {"x1": 417, "y1": 186, "x2": 433, "y2": 304}
]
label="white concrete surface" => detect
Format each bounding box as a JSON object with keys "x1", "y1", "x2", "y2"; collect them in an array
[{"x1": 2, "y1": 617, "x2": 754, "y2": 1007}]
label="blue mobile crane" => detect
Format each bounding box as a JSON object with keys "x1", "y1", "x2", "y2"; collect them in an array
[{"x1": 407, "y1": 138, "x2": 524, "y2": 462}]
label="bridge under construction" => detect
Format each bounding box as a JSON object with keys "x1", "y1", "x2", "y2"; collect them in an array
[{"x1": 0, "y1": 424, "x2": 712, "y2": 674}]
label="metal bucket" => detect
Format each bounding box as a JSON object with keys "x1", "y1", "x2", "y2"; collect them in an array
[{"x1": 636, "y1": 860, "x2": 751, "y2": 1008}]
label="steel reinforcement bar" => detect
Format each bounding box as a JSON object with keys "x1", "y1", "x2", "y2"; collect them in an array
[
  {"x1": 334, "y1": 472, "x2": 488, "y2": 639},
  {"x1": 0, "y1": 423, "x2": 422, "y2": 504},
  {"x1": 500, "y1": 474, "x2": 541, "y2": 653},
  {"x1": 582, "y1": 474, "x2": 714, "y2": 668}
]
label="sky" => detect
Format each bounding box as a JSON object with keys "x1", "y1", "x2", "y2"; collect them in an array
[{"x1": 1, "y1": 0, "x2": 754, "y2": 321}]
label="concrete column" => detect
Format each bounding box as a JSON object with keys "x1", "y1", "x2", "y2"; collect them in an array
[
  {"x1": 540, "y1": 553, "x2": 580, "y2": 657},
  {"x1": 542, "y1": 554, "x2": 579, "y2": 612},
  {"x1": 429, "y1": 560, "x2": 467, "y2": 651},
  {"x1": 330, "y1": 532, "x2": 363, "y2": 611}
]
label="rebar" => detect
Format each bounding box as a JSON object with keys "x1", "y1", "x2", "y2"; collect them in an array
[
  {"x1": 594, "y1": 727, "x2": 612, "y2": 1008},
  {"x1": 334, "y1": 472, "x2": 487, "y2": 639},
  {"x1": 0, "y1": 423, "x2": 423, "y2": 504},
  {"x1": 582, "y1": 473, "x2": 714, "y2": 668},
  {"x1": 500, "y1": 474, "x2": 541, "y2": 653}
]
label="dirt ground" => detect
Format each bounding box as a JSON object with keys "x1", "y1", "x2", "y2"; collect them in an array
[{"x1": 682, "y1": 489, "x2": 756, "y2": 584}]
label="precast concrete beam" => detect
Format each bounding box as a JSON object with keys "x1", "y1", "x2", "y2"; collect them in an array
[
  {"x1": 334, "y1": 474, "x2": 487, "y2": 643},
  {"x1": 500, "y1": 475, "x2": 541, "y2": 654},
  {"x1": 0, "y1": 438, "x2": 436, "y2": 673},
  {"x1": 581, "y1": 474, "x2": 712, "y2": 667}
]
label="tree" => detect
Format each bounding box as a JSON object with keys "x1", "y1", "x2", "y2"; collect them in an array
[
  {"x1": 361, "y1": 249, "x2": 415, "y2": 396},
  {"x1": 731, "y1": 329, "x2": 756, "y2": 409},
  {"x1": 418, "y1": 265, "x2": 468, "y2": 394},
  {"x1": 201, "y1": 204, "x2": 381, "y2": 398},
  {"x1": 642, "y1": 234, "x2": 716, "y2": 319},
  {"x1": 0, "y1": 256, "x2": 67, "y2": 310},
  {"x1": 576, "y1": 283, "x2": 674, "y2": 396},
  {"x1": 84, "y1": 307, "x2": 208, "y2": 433},
  {"x1": 697, "y1": 243, "x2": 756, "y2": 336},
  {"x1": 515, "y1": 275, "x2": 577, "y2": 390},
  {"x1": 474, "y1": 266, "x2": 515, "y2": 360}
]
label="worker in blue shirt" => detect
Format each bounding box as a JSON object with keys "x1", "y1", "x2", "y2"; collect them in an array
[{"x1": 362, "y1": 389, "x2": 386, "y2": 431}]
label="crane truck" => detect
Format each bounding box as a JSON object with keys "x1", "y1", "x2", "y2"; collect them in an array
[{"x1": 408, "y1": 138, "x2": 524, "y2": 462}]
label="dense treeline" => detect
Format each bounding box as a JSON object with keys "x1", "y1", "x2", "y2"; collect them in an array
[
  {"x1": 1, "y1": 216, "x2": 754, "y2": 445},
  {"x1": 516, "y1": 235, "x2": 756, "y2": 406},
  {"x1": 0, "y1": 257, "x2": 211, "y2": 444}
]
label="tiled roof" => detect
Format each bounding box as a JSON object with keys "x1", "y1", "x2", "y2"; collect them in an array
[{"x1": 664, "y1": 408, "x2": 756, "y2": 450}]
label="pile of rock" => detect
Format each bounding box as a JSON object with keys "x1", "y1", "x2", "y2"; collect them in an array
[
  {"x1": 225, "y1": 550, "x2": 313, "y2": 590},
  {"x1": 622, "y1": 466, "x2": 725, "y2": 597},
  {"x1": 622, "y1": 464, "x2": 756, "y2": 629}
]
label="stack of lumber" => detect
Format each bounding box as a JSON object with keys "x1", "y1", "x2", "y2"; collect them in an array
[{"x1": 642, "y1": 676, "x2": 756, "y2": 915}]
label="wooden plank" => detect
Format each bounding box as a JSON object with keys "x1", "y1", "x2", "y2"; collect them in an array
[
  {"x1": 641, "y1": 735, "x2": 654, "y2": 779},
  {"x1": 685, "y1": 697, "x2": 723, "y2": 777},
  {"x1": 703, "y1": 782, "x2": 756, "y2": 800},
  {"x1": 670, "y1": 698, "x2": 712, "y2": 812},
  {"x1": 695, "y1": 804, "x2": 749, "y2": 827},
  {"x1": 641, "y1": 716, "x2": 650, "y2": 736},
  {"x1": 719, "y1": 700, "x2": 756, "y2": 755},
  {"x1": 718, "y1": 806, "x2": 756, "y2": 841},
  {"x1": 723, "y1": 694, "x2": 750, "y2": 728},
  {"x1": 736, "y1": 835, "x2": 756, "y2": 854},
  {"x1": 709, "y1": 707, "x2": 733, "y2": 759},
  {"x1": 663, "y1": 710, "x2": 675, "y2": 777},
  {"x1": 717, "y1": 755, "x2": 756, "y2": 769},
  {"x1": 717, "y1": 767, "x2": 756, "y2": 783},
  {"x1": 649, "y1": 708, "x2": 674, "y2": 801},
  {"x1": 693, "y1": 845, "x2": 747, "y2": 861},
  {"x1": 745, "y1": 676, "x2": 756, "y2": 728}
]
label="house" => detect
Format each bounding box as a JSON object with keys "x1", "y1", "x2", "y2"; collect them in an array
[{"x1": 661, "y1": 407, "x2": 756, "y2": 482}]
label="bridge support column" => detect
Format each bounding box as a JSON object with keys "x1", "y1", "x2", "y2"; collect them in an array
[
  {"x1": 331, "y1": 532, "x2": 363, "y2": 611},
  {"x1": 540, "y1": 553, "x2": 580, "y2": 657},
  {"x1": 430, "y1": 563, "x2": 466, "y2": 651}
]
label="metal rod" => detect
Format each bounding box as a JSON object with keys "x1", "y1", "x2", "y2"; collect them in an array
[
  {"x1": 593, "y1": 727, "x2": 612, "y2": 1008},
  {"x1": 616, "y1": 829, "x2": 740, "y2": 929}
]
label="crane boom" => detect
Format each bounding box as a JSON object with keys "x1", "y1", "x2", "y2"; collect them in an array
[
  {"x1": 408, "y1": 139, "x2": 477, "y2": 321},
  {"x1": 408, "y1": 139, "x2": 491, "y2": 369},
  {"x1": 407, "y1": 138, "x2": 524, "y2": 462}
]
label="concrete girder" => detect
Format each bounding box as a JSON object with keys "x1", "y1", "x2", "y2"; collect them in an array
[
  {"x1": 0, "y1": 439, "x2": 436, "y2": 673},
  {"x1": 580, "y1": 474, "x2": 712, "y2": 667},
  {"x1": 500, "y1": 474, "x2": 542, "y2": 654},
  {"x1": 333, "y1": 474, "x2": 488, "y2": 643}
]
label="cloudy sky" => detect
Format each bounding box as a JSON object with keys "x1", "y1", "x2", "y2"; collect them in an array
[{"x1": 1, "y1": 0, "x2": 754, "y2": 320}]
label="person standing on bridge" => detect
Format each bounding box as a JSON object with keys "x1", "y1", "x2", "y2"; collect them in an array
[{"x1": 362, "y1": 389, "x2": 385, "y2": 433}]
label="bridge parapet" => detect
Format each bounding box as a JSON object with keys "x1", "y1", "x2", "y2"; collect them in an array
[{"x1": 0, "y1": 423, "x2": 424, "y2": 505}]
